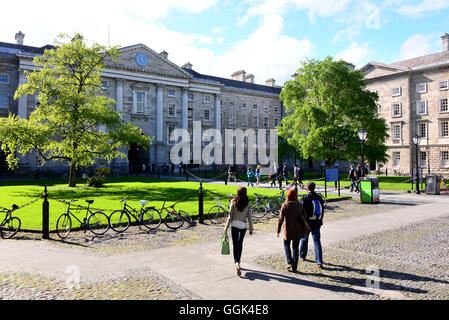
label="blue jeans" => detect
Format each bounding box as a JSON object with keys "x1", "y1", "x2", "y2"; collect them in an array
[
  {"x1": 283, "y1": 239, "x2": 300, "y2": 270},
  {"x1": 299, "y1": 224, "x2": 323, "y2": 264},
  {"x1": 247, "y1": 176, "x2": 254, "y2": 186},
  {"x1": 350, "y1": 179, "x2": 358, "y2": 192},
  {"x1": 231, "y1": 227, "x2": 247, "y2": 264}
]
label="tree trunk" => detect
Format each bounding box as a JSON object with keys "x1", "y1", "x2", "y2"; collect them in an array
[{"x1": 68, "y1": 162, "x2": 77, "y2": 187}]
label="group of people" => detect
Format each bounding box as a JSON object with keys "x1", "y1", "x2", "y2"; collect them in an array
[
  {"x1": 228, "y1": 163, "x2": 304, "y2": 189},
  {"x1": 223, "y1": 182, "x2": 324, "y2": 276},
  {"x1": 348, "y1": 163, "x2": 367, "y2": 193}
]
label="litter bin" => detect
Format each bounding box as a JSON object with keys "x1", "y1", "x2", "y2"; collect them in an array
[
  {"x1": 360, "y1": 177, "x2": 380, "y2": 203},
  {"x1": 425, "y1": 174, "x2": 440, "y2": 195}
]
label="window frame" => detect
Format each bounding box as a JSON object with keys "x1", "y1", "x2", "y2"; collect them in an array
[
  {"x1": 0, "y1": 92, "x2": 8, "y2": 108},
  {"x1": 416, "y1": 100, "x2": 427, "y2": 115},
  {"x1": 168, "y1": 104, "x2": 176, "y2": 117},
  {"x1": 392, "y1": 87, "x2": 402, "y2": 97},
  {"x1": 0, "y1": 74, "x2": 9, "y2": 84},
  {"x1": 419, "y1": 151, "x2": 427, "y2": 168},
  {"x1": 393, "y1": 152, "x2": 400, "y2": 167},
  {"x1": 438, "y1": 80, "x2": 448, "y2": 91},
  {"x1": 167, "y1": 89, "x2": 176, "y2": 97},
  {"x1": 204, "y1": 109, "x2": 210, "y2": 121},
  {"x1": 416, "y1": 83, "x2": 427, "y2": 94},
  {"x1": 204, "y1": 95, "x2": 211, "y2": 103},
  {"x1": 392, "y1": 124, "x2": 401, "y2": 140},
  {"x1": 439, "y1": 98, "x2": 449, "y2": 113},
  {"x1": 392, "y1": 102, "x2": 402, "y2": 117},
  {"x1": 441, "y1": 121, "x2": 449, "y2": 137},
  {"x1": 442, "y1": 151, "x2": 449, "y2": 167},
  {"x1": 418, "y1": 122, "x2": 427, "y2": 138}
]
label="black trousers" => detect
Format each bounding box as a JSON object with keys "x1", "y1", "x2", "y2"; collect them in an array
[{"x1": 231, "y1": 226, "x2": 247, "y2": 264}]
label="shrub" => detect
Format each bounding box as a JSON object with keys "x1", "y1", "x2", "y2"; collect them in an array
[{"x1": 86, "y1": 175, "x2": 105, "y2": 188}]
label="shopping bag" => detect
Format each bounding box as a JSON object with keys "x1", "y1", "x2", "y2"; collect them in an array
[{"x1": 221, "y1": 233, "x2": 230, "y2": 255}]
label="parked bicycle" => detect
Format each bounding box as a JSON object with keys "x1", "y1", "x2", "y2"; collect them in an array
[
  {"x1": 159, "y1": 201, "x2": 192, "y2": 229},
  {"x1": 56, "y1": 200, "x2": 110, "y2": 239},
  {"x1": 207, "y1": 194, "x2": 233, "y2": 223},
  {"x1": 109, "y1": 197, "x2": 162, "y2": 233},
  {"x1": 252, "y1": 193, "x2": 279, "y2": 219},
  {"x1": 0, "y1": 204, "x2": 21, "y2": 239}
]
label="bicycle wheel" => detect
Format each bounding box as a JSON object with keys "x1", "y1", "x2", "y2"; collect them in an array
[
  {"x1": 268, "y1": 199, "x2": 281, "y2": 214},
  {"x1": 163, "y1": 209, "x2": 184, "y2": 230},
  {"x1": 87, "y1": 211, "x2": 110, "y2": 235},
  {"x1": 109, "y1": 210, "x2": 131, "y2": 233},
  {"x1": 140, "y1": 208, "x2": 162, "y2": 230},
  {"x1": 56, "y1": 214, "x2": 72, "y2": 239},
  {"x1": 252, "y1": 203, "x2": 268, "y2": 219},
  {"x1": 178, "y1": 210, "x2": 193, "y2": 224},
  {"x1": 207, "y1": 205, "x2": 227, "y2": 223},
  {"x1": 0, "y1": 217, "x2": 21, "y2": 239}
]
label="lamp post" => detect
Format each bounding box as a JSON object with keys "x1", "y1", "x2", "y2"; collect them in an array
[
  {"x1": 412, "y1": 135, "x2": 422, "y2": 194},
  {"x1": 358, "y1": 128, "x2": 368, "y2": 175}
]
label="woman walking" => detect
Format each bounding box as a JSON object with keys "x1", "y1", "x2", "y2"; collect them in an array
[
  {"x1": 224, "y1": 187, "x2": 254, "y2": 276},
  {"x1": 247, "y1": 166, "x2": 255, "y2": 187},
  {"x1": 255, "y1": 165, "x2": 262, "y2": 187},
  {"x1": 277, "y1": 189, "x2": 310, "y2": 273}
]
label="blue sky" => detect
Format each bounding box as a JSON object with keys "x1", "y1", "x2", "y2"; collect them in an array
[{"x1": 1, "y1": 0, "x2": 449, "y2": 85}]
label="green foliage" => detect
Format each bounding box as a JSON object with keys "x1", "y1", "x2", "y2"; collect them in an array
[
  {"x1": 0, "y1": 33, "x2": 152, "y2": 186},
  {"x1": 86, "y1": 175, "x2": 105, "y2": 188},
  {"x1": 279, "y1": 57, "x2": 389, "y2": 167}
]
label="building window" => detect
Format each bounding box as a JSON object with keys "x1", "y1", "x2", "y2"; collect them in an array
[
  {"x1": 438, "y1": 80, "x2": 448, "y2": 90},
  {"x1": 168, "y1": 89, "x2": 176, "y2": 97},
  {"x1": 416, "y1": 83, "x2": 427, "y2": 93},
  {"x1": 168, "y1": 104, "x2": 176, "y2": 117},
  {"x1": 274, "y1": 106, "x2": 279, "y2": 113},
  {"x1": 242, "y1": 114, "x2": 247, "y2": 126},
  {"x1": 188, "y1": 93, "x2": 194, "y2": 101},
  {"x1": 253, "y1": 116, "x2": 259, "y2": 126},
  {"x1": 419, "y1": 151, "x2": 427, "y2": 167},
  {"x1": 133, "y1": 92, "x2": 146, "y2": 114},
  {"x1": 204, "y1": 109, "x2": 210, "y2": 121},
  {"x1": 242, "y1": 103, "x2": 247, "y2": 110},
  {"x1": 204, "y1": 95, "x2": 211, "y2": 103},
  {"x1": 229, "y1": 102, "x2": 235, "y2": 108},
  {"x1": 418, "y1": 122, "x2": 427, "y2": 138},
  {"x1": 188, "y1": 107, "x2": 193, "y2": 119},
  {"x1": 253, "y1": 104, "x2": 258, "y2": 111},
  {"x1": 0, "y1": 74, "x2": 8, "y2": 84},
  {"x1": 392, "y1": 124, "x2": 401, "y2": 140},
  {"x1": 228, "y1": 113, "x2": 235, "y2": 125},
  {"x1": 264, "y1": 117, "x2": 269, "y2": 127},
  {"x1": 274, "y1": 118, "x2": 279, "y2": 126},
  {"x1": 264, "y1": 106, "x2": 269, "y2": 112},
  {"x1": 416, "y1": 100, "x2": 427, "y2": 115},
  {"x1": 392, "y1": 87, "x2": 401, "y2": 97},
  {"x1": 442, "y1": 151, "x2": 449, "y2": 167},
  {"x1": 0, "y1": 93, "x2": 7, "y2": 108},
  {"x1": 440, "y1": 98, "x2": 448, "y2": 112},
  {"x1": 167, "y1": 124, "x2": 176, "y2": 144},
  {"x1": 392, "y1": 102, "x2": 401, "y2": 117},
  {"x1": 441, "y1": 121, "x2": 449, "y2": 137},
  {"x1": 393, "y1": 152, "x2": 400, "y2": 166},
  {"x1": 101, "y1": 80, "x2": 108, "y2": 89}
]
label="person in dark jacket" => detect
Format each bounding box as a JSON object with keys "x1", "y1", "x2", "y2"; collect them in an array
[
  {"x1": 282, "y1": 163, "x2": 289, "y2": 185},
  {"x1": 299, "y1": 182, "x2": 325, "y2": 269},
  {"x1": 277, "y1": 189, "x2": 310, "y2": 273},
  {"x1": 348, "y1": 165, "x2": 358, "y2": 192}
]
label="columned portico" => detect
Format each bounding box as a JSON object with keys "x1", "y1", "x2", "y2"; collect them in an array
[
  {"x1": 156, "y1": 84, "x2": 164, "y2": 142},
  {"x1": 215, "y1": 94, "x2": 221, "y2": 130},
  {"x1": 18, "y1": 70, "x2": 27, "y2": 119}
]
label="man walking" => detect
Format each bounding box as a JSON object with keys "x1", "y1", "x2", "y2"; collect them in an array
[{"x1": 348, "y1": 165, "x2": 358, "y2": 192}]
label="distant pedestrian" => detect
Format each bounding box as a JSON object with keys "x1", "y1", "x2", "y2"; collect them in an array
[
  {"x1": 277, "y1": 189, "x2": 310, "y2": 273},
  {"x1": 355, "y1": 163, "x2": 365, "y2": 192},
  {"x1": 297, "y1": 165, "x2": 304, "y2": 188},
  {"x1": 270, "y1": 162, "x2": 278, "y2": 187},
  {"x1": 255, "y1": 165, "x2": 262, "y2": 187},
  {"x1": 247, "y1": 166, "x2": 255, "y2": 187},
  {"x1": 282, "y1": 163, "x2": 289, "y2": 185},
  {"x1": 348, "y1": 165, "x2": 358, "y2": 192},
  {"x1": 224, "y1": 187, "x2": 254, "y2": 276},
  {"x1": 299, "y1": 182, "x2": 325, "y2": 269}
]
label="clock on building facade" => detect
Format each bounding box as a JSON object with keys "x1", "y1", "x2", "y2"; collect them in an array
[{"x1": 135, "y1": 53, "x2": 148, "y2": 67}]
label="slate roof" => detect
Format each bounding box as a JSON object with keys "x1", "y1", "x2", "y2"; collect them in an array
[
  {"x1": 389, "y1": 51, "x2": 449, "y2": 70},
  {"x1": 183, "y1": 68, "x2": 282, "y2": 95},
  {"x1": 0, "y1": 41, "x2": 53, "y2": 57}
]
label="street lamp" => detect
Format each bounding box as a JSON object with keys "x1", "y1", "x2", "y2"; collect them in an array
[
  {"x1": 358, "y1": 128, "x2": 368, "y2": 175},
  {"x1": 412, "y1": 135, "x2": 422, "y2": 194}
]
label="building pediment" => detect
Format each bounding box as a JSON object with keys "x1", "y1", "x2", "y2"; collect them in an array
[
  {"x1": 360, "y1": 62, "x2": 409, "y2": 79},
  {"x1": 106, "y1": 44, "x2": 192, "y2": 79}
]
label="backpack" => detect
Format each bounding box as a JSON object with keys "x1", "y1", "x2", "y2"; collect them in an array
[{"x1": 309, "y1": 199, "x2": 323, "y2": 220}]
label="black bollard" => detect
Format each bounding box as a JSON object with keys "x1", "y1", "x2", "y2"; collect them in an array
[
  {"x1": 42, "y1": 184, "x2": 49, "y2": 239},
  {"x1": 198, "y1": 180, "x2": 204, "y2": 224},
  {"x1": 225, "y1": 170, "x2": 228, "y2": 185},
  {"x1": 186, "y1": 168, "x2": 189, "y2": 181}
]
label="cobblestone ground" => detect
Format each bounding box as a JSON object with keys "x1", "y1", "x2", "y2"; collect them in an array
[
  {"x1": 254, "y1": 215, "x2": 449, "y2": 300},
  {"x1": 1, "y1": 198, "x2": 438, "y2": 300}
]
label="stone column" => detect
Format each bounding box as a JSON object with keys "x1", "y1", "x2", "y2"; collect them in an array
[
  {"x1": 215, "y1": 94, "x2": 221, "y2": 130},
  {"x1": 18, "y1": 70, "x2": 27, "y2": 119},
  {"x1": 182, "y1": 87, "x2": 188, "y2": 130},
  {"x1": 156, "y1": 84, "x2": 164, "y2": 142},
  {"x1": 115, "y1": 79, "x2": 123, "y2": 117}
]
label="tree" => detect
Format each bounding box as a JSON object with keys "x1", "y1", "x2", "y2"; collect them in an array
[
  {"x1": 278, "y1": 57, "x2": 388, "y2": 168},
  {"x1": 0, "y1": 34, "x2": 152, "y2": 187}
]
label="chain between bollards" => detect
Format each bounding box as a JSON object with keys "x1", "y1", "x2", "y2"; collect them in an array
[{"x1": 42, "y1": 184, "x2": 49, "y2": 239}]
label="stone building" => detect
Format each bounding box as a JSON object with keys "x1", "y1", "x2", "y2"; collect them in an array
[
  {"x1": 0, "y1": 32, "x2": 282, "y2": 177},
  {"x1": 361, "y1": 33, "x2": 449, "y2": 176}
]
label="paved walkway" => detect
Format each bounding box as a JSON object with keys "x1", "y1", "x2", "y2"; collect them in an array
[{"x1": 1, "y1": 190, "x2": 449, "y2": 300}]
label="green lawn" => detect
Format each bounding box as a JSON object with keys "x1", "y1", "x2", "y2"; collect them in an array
[{"x1": 0, "y1": 177, "x2": 345, "y2": 231}]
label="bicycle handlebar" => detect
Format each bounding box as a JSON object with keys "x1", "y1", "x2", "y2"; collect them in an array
[{"x1": 120, "y1": 196, "x2": 128, "y2": 203}]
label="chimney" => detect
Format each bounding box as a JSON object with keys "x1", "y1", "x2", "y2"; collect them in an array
[
  {"x1": 442, "y1": 33, "x2": 449, "y2": 52},
  {"x1": 231, "y1": 70, "x2": 246, "y2": 81},
  {"x1": 291, "y1": 73, "x2": 298, "y2": 80},
  {"x1": 182, "y1": 62, "x2": 193, "y2": 69},
  {"x1": 160, "y1": 50, "x2": 168, "y2": 59},
  {"x1": 15, "y1": 31, "x2": 25, "y2": 45},
  {"x1": 245, "y1": 74, "x2": 254, "y2": 83},
  {"x1": 265, "y1": 78, "x2": 275, "y2": 87}
]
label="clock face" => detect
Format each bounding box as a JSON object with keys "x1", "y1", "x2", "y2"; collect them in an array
[{"x1": 135, "y1": 53, "x2": 148, "y2": 67}]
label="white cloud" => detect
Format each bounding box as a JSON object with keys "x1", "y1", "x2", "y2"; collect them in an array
[
  {"x1": 396, "y1": 0, "x2": 449, "y2": 16},
  {"x1": 398, "y1": 33, "x2": 441, "y2": 60},
  {"x1": 336, "y1": 42, "x2": 374, "y2": 67}
]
